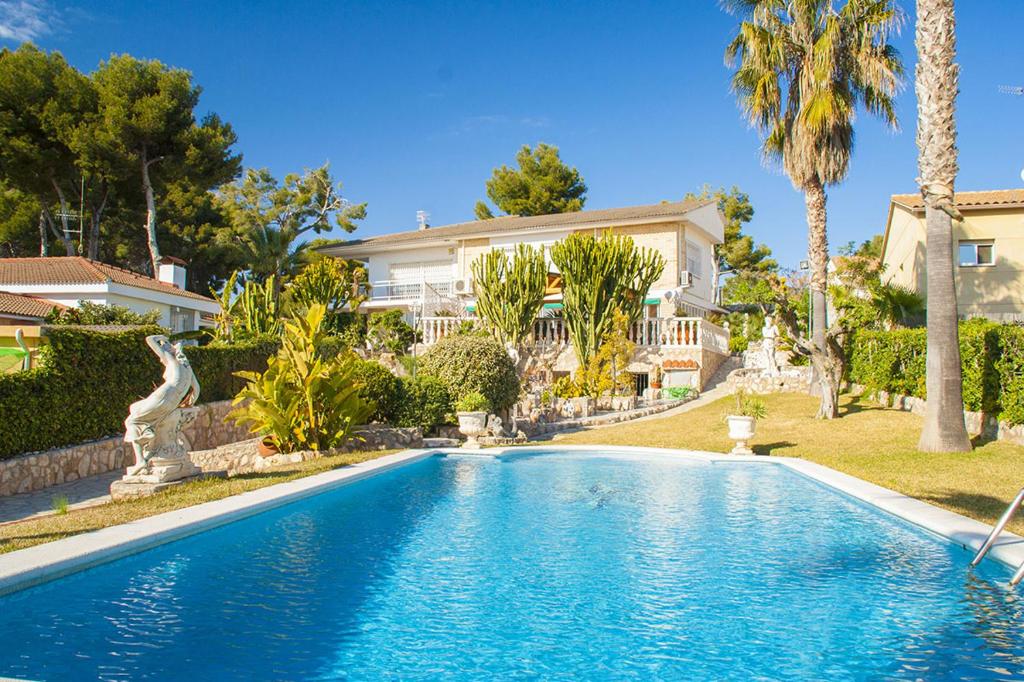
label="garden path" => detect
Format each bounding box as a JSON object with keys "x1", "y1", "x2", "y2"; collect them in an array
[{"x1": 0, "y1": 471, "x2": 118, "y2": 525}]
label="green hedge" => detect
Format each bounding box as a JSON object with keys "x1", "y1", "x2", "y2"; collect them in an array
[
  {"x1": 419, "y1": 333, "x2": 520, "y2": 411},
  {"x1": 0, "y1": 328, "x2": 279, "y2": 460},
  {"x1": 848, "y1": 320, "x2": 1024, "y2": 425}
]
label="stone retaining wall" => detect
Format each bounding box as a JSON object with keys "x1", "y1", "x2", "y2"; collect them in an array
[
  {"x1": 848, "y1": 384, "x2": 1024, "y2": 447},
  {"x1": 726, "y1": 367, "x2": 812, "y2": 394},
  {"x1": 0, "y1": 400, "x2": 248, "y2": 497},
  {"x1": 190, "y1": 426, "x2": 423, "y2": 476}
]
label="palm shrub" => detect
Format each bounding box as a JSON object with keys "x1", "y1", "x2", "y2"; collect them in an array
[
  {"x1": 230, "y1": 304, "x2": 372, "y2": 453},
  {"x1": 420, "y1": 333, "x2": 519, "y2": 411},
  {"x1": 288, "y1": 257, "x2": 368, "y2": 326},
  {"x1": 471, "y1": 244, "x2": 547, "y2": 351},
  {"x1": 550, "y1": 231, "x2": 664, "y2": 367}
]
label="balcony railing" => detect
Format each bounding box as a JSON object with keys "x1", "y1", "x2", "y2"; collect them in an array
[
  {"x1": 418, "y1": 316, "x2": 729, "y2": 352},
  {"x1": 365, "y1": 279, "x2": 454, "y2": 302}
]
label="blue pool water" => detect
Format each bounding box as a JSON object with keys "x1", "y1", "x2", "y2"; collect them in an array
[{"x1": 1, "y1": 451, "x2": 1023, "y2": 680}]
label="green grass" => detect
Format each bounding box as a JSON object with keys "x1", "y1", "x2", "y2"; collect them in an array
[
  {"x1": 0, "y1": 449, "x2": 397, "y2": 555},
  {"x1": 548, "y1": 392, "x2": 1024, "y2": 535}
]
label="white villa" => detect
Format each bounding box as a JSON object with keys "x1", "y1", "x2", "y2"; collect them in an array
[
  {"x1": 322, "y1": 199, "x2": 731, "y2": 390},
  {"x1": 0, "y1": 256, "x2": 220, "y2": 331}
]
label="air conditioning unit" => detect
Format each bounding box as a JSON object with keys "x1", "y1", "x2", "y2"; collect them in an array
[
  {"x1": 453, "y1": 276, "x2": 474, "y2": 295},
  {"x1": 679, "y1": 270, "x2": 694, "y2": 288}
]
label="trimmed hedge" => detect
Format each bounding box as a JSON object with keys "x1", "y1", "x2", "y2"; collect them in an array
[
  {"x1": 848, "y1": 320, "x2": 1024, "y2": 425},
  {"x1": 419, "y1": 333, "x2": 520, "y2": 411},
  {"x1": 355, "y1": 359, "x2": 453, "y2": 432},
  {"x1": 0, "y1": 327, "x2": 279, "y2": 460}
]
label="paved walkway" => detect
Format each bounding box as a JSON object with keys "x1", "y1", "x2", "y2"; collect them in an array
[{"x1": 0, "y1": 470, "x2": 118, "y2": 525}]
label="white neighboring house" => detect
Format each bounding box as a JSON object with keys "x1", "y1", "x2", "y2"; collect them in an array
[
  {"x1": 322, "y1": 199, "x2": 732, "y2": 390},
  {"x1": 0, "y1": 256, "x2": 220, "y2": 331}
]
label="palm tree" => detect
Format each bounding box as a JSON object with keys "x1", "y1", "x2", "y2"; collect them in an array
[
  {"x1": 238, "y1": 224, "x2": 308, "y2": 298},
  {"x1": 724, "y1": 0, "x2": 903, "y2": 418},
  {"x1": 914, "y1": 0, "x2": 971, "y2": 452}
]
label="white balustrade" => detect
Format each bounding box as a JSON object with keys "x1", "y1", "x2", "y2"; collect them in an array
[{"x1": 418, "y1": 316, "x2": 718, "y2": 351}]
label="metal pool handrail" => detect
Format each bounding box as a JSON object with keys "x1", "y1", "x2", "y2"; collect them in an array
[{"x1": 971, "y1": 487, "x2": 1024, "y2": 586}]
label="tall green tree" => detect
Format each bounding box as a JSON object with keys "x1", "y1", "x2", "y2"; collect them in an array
[
  {"x1": 474, "y1": 143, "x2": 587, "y2": 220},
  {"x1": 0, "y1": 44, "x2": 96, "y2": 256},
  {"x1": 92, "y1": 54, "x2": 240, "y2": 275},
  {"x1": 915, "y1": 0, "x2": 971, "y2": 452},
  {"x1": 471, "y1": 244, "x2": 547, "y2": 353},
  {"x1": 724, "y1": 0, "x2": 904, "y2": 418},
  {"x1": 220, "y1": 165, "x2": 366, "y2": 296},
  {"x1": 685, "y1": 185, "x2": 775, "y2": 303},
  {"x1": 550, "y1": 231, "x2": 664, "y2": 367}
]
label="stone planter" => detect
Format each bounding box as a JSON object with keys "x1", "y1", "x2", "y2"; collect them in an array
[
  {"x1": 610, "y1": 395, "x2": 637, "y2": 411},
  {"x1": 457, "y1": 411, "x2": 489, "y2": 449},
  {"x1": 726, "y1": 415, "x2": 756, "y2": 455}
]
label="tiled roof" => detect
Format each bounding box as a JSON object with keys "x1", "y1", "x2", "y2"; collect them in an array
[
  {"x1": 891, "y1": 189, "x2": 1024, "y2": 210},
  {"x1": 0, "y1": 291, "x2": 64, "y2": 319},
  {"x1": 321, "y1": 198, "x2": 715, "y2": 252},
  {"x1": 0, "y1": 257, "x2": 214, "y2": 302}
]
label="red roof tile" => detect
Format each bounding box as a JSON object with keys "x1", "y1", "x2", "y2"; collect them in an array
[{"x1": 0, "y1": 257, "x2": 214, "y2": 302}]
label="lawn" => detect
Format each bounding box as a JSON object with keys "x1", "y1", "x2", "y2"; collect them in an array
[
  {"x1": 549, "y1": 392, "x2": 1024, "y2": 535},
  {"x1": 0, "y1": 449, "x2": 397, "y2": 555}
]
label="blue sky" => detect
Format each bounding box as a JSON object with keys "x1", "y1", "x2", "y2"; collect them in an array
[{"x1": 3, "y1": 0, "x2": 1023, "y2": 267}]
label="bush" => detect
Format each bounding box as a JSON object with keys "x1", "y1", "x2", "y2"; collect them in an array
[
  {"x1": 45, "y1": 300, "x2": 162, "y2": 326},
  {"x1": 356, "y1": 360, "x2": 403, "y2": 424},
  {"x1": 0, "y1": 326, "x2": 280, "y2": 460},
  {"x1": 847, "y1": 320, "x2": 1024, "y2": 425},
  {"x1": 230, "y1": 305, "x2": 372, "y2": 453},
  {"x1": 396, "y1": 375, "x2": 452, "y2": 431},
  {"x1": 367, "y1": 310, "x2": 419, "y2": 354},
  {"x1": 419, "y1": 334, "x2": 520, "y2": 411}
]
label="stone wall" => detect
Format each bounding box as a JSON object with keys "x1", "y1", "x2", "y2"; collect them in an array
[
  {"x1": 726, "y1": 366, "x2": 812, "y2": 394},
  {"x1": 849, "y1": 384, "x2": 1024, "y2": 447},
  {"x1": 189, "y1": 426, "x2": 423, "y2": 476},
  {"x1": 0, "y1": 400, "x2": 249, "y2": 497}
]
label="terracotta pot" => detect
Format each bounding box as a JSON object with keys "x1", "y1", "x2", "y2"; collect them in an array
[{"x1": 257, "y1": 437, "x2": 280, "y2": 458}]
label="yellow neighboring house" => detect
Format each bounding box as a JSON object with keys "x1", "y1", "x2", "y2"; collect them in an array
[{"x1": 880, "y1": 189, "x2": 1024, "y2": 321}]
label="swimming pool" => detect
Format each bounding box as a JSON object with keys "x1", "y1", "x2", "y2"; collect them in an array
[{"x1": 1, "y1": 449, "x2": 1022, "y2": 680}]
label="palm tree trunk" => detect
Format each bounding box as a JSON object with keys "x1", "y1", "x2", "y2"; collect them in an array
[
  {"x1": 804, "y1": 176, "x2": 837, "y2": 418},
  {"x1": 916, "y1": 0, "x2": 971, "y2": 452},
  {"x1": 804, "y1": 177, "x2": 828, "y2": 352}
]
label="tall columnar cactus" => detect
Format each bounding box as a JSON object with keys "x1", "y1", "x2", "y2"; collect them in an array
[
  {"x1": 550, "y1": 231, "x2": 665, "y2": 367},
  {"x1": 471, "y1": 244, "x2": 547, "y2": 351},
  {"x1": 236, "y1": 275, "x2": 282, "y2": 339}
]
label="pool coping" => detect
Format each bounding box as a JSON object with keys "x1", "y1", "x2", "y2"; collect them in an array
[{"x1": 0, "y1": 445, "x2": 1021, "y2": 596}]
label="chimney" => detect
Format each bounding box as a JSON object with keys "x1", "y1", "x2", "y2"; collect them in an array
[
  {"x1": 157, "y1": 256, "x2": 187, "y2": 289},
  {"x1": 416, "y1": 210, "x2": 430, "y2": 231}
]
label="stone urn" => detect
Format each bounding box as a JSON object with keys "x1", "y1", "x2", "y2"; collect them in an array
[
  {"x1": 726, "y1": 415, "x2": 756, "y2": 455},
  {"x1": 457, "y1": 411, "x2": 488, "y2": 449}
]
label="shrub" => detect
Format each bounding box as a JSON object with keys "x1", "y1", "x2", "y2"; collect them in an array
[
  {"x1": 45, "y1": 300, "x2": 162, "y2": 326},
  {"x1": 663, "y1": 386, "x2": 691, "y2": 400},
  {"x1": 847, "y1": 321, "x2": 1024, "y2": 425},
  {"x1": 419, "y1": 334, "x2": 519, "y2": 410},
  {"x1": 455, "y1": 391, "x2": 491, "y2": 413},
  {"x1": 356, "y1": 360, "x2": 403, "y2": 424},
  {"x1": 0, "y1": 326, "x2": 280, "y2": 460},
  {"x1": 230, "y1": 305, "x2": 372, "y2": 453},
  {"x1": 396, "y1": 375, "x2": 452, "y2": 431},
  {"x1": 552, "y1": 375, "x2": 582, "y2": 399},
  {"x1": 367, "y1": 310, "x2": 419, "y2": 354}
]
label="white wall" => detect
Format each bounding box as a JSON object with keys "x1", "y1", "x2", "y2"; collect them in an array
[{"x1": 365, "y1": 245, "x2": 455, "y2": 283}]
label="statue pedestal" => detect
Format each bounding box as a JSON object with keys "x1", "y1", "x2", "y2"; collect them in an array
[{"x1": 110, "y1": 470, "x2": 227, "y2": 501}]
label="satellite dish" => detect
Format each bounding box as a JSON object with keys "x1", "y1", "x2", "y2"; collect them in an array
[{"x1": 1019, "y1": 167, "x2": 1024, "y2": 183}]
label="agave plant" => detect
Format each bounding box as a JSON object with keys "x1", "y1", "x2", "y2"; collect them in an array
[{"x1": 229, "y1": 304, "x2": 373, "y2": 452}]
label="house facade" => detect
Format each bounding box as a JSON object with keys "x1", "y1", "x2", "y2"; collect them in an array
[
  {"x1": 0, "y1": 256, "x2": 220, "y2": 331},
  {"x1": 322, "y1": 199, "x2": 731, "y2": 390},
  {"x1": 881, "y1": 189, "x2": 1024, "y2": 321}
]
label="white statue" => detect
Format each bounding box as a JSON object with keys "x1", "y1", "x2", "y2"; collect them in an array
[
  {"x1": 121, "y1": 335, "x2": 201, "y2": 484},
  {"x1": 761, "y1": 315, "x2": 780, "y2": 376}
]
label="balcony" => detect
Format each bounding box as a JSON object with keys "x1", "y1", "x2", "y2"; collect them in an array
[
  {"x1": 419, "y1": 316, "x2": 729, "y2": 354},
  {"x1": 362, "y1": 279, "x2": 456, "y2": 305}
]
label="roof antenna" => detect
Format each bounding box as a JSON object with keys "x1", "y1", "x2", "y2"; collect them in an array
[{"x1": 417, "y1": 210, "x2": 430, "y2": 231}]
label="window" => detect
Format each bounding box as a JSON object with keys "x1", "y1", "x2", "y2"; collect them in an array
[
  {"x1": 958, "y1": 241, "x2": 994, "y2": 267},
  {"x1": 169, "y1": 306, "x2": 194, "y2": 332},
  {"x1": 685, "y1": 240, "x2": 703, "y2": 278}
]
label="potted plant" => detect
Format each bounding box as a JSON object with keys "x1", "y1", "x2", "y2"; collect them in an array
[
  {"x1": 455, "y1": 391, "x2": 491, "y2": 449},
  {"x1": 726, "y1": 391, "x2": 767, "y2": 455}
]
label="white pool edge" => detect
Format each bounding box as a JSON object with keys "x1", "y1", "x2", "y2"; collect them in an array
[{"x1": 0, "y1": 445, "x2": 1020, "y2": 596}]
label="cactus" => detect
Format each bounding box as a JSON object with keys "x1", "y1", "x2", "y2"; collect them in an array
[
  {"x1": 471, "y1": 244, "x2": 547, "y2": 351},
  {"x1": 550, "y1": 231, "x2": 664, "y2": 367}
]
